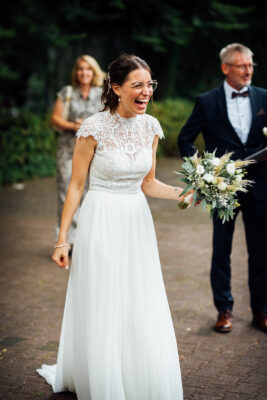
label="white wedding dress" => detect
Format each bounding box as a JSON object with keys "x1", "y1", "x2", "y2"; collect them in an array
[{"x1": 37, "y1": 110, "x2": 183, "y2": 400}]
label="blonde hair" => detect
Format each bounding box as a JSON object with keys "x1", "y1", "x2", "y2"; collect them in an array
[
  {"x1": 71, "y1": 55, "x2": 106, "y2": 87},
  {"x1": 219, "y1": 43, "x2": 254, "y2": 64}
]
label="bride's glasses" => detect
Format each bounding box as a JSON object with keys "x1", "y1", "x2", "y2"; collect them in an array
[{"x1": 126, "y1": 80, "x2": 158, "y2": 92}]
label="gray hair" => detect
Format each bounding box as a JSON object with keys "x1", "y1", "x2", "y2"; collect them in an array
[{"x1": 219, "y1": 43, "x2": 254, "y2": 64}]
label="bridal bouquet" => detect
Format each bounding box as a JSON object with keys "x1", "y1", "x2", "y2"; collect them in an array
[{"x1": 176, "y1": 151, "x2": 254, "y2": 223}]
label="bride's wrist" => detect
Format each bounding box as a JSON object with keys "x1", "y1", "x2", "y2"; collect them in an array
[
  {"x1": 174, "y1": 187, "x2": 183, "y2": 201},
  {"x1": 56, "y1": 236, "x2": 68, "y2": 245},
  {"x1": 54, "y1": 243, "x2": 70, "y2": 249}
]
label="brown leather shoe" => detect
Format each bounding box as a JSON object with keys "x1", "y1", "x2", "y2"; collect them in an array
[
  {"x1": 252, "y1": 311, "x2": 267, "y2": 334},
  {"x1": 214, "y1": 310, "x2": 232, "y2": 333}
]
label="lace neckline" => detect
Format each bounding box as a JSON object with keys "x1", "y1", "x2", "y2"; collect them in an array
[{"x1": 112, "y1": 111, "x2": 140, "y2": 126}]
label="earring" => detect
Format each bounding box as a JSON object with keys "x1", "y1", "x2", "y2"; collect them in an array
[{"x1": 118, "y1": 97, "x2": 120, "y2": 102}]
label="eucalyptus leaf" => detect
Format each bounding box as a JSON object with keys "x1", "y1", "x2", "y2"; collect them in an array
[
  {"x1": 180, "y1": 184, "x2": 193, "y2": 196},
  {"x1": 192, "y1": 189, "x2": 199, "y2": 206}
]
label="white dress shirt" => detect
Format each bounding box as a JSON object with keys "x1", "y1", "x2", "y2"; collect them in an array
[{"x1": 223, "y1": 80, "x2": 252, "y2": 144}]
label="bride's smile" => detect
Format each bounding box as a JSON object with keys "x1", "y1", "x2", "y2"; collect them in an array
[{"x1": 112, "y1": 68, "x2": 155, "y2": 118}]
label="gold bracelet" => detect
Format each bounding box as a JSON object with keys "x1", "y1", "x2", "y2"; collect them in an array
[{"x1": 54, "y1": 243, "x2": 70, "y2": 248}]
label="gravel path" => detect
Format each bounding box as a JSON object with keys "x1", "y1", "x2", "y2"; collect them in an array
[{"x1": 0, "y1": 157, "x2": 266, "y2": 400}]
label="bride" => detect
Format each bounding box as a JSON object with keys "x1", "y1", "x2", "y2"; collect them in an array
[{"x1": 37, "y1": 54, "x2": 192, "y2": 399}]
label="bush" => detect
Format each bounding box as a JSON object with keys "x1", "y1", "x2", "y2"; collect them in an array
[
  {"x1": 147, "y1": 98, "x2": 205, "y2": 157},
  {"x1": 0, "y1": 109, "x2": 57, "y2": 185}
]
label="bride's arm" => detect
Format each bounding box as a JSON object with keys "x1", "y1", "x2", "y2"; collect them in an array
[
  {"x1": 141, "y1": 135, "x2": 191, "y2": 201},
  {"x1": 52, "y1": 136, "x2": 96, "y2": 268}
]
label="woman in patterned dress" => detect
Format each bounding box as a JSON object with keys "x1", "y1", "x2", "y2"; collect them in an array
[{"x1": 51, "y1": 55, "x2": 105, "y2": 246}]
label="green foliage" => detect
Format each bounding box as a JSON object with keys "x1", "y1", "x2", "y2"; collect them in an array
[
  {"x1": 1, "y1": 0, "x2": 266, "y2": 112},
  {"x1": 0, "y1": 110, "x2": 57, "y2": 185},
  {"x1": 147, "y1": 98, "x2": 205, "y2": 157}
]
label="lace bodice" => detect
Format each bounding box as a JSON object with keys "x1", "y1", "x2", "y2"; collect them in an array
[{"x1": 76, "y1": 110, "x2": 164, "y2": 193}]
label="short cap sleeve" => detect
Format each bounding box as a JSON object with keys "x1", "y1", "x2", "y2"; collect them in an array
[
  {"x1": 152, "y1": 117, "x2": 164, "y2": 139},
  {"x1": 76, "y1": 117, "x2": 99, "y2": 141},
  {"x1": 57, "y1": 86, "x2": 68, "y2": 102}
]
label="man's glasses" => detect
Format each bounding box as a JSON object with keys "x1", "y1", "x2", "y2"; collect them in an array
[
  {"x1": 226, "y1": 63, "x2": 257, "y2": 71},
  {"x1": 126, "y1": 80, "x2": 158, "y2": 92}
]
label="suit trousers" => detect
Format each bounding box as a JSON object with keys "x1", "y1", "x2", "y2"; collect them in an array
[{"x1": 211, "y1": 191, "x2": 267, "y2": 313}]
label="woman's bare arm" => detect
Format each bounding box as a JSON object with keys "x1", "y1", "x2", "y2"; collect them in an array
[
  {"x1": 141, "y1": 135, "x2": 192, "y2": 202},
  {"x1": 52, "y1": 136, "x2": 96, "y2": 268},
  {"x1": 51, "y1": 98, "x2": 81, "y2": 132}
]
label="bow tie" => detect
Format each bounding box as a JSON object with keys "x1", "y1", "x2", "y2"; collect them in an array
[{"x1": 231, "y1": 90, "x2": 249, "y2": 99}]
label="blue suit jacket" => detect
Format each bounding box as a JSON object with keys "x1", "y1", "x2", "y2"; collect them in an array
[{"x1": 178, "y1": 85, "x2": 267, "y2": 201}]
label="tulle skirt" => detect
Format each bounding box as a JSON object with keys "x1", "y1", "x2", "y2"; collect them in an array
[{"x1": 37, "y1": 189, "x2": 183, "y2": 399}]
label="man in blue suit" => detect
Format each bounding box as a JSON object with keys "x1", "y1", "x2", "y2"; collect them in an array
[{"x1": 178, "y1": 43, "x2": 267, "y2": 333}]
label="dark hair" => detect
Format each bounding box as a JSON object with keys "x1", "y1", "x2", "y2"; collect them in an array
[{"x1": 101, "y1": 54, "x2": 152, "y2": 113}]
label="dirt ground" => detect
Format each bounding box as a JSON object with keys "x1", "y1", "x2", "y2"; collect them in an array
[{"x1": 0, "y1": 157, "x2": 266, "y2": 400}]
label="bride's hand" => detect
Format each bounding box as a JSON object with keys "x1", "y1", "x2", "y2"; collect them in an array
[
  {"x1": 52, "y1": 246, "x2": 69, "y2": 269},
  {"x1": 178, "y1": 189, "x2": 194, "y2": 206},
  {"x1": 178, "y1": 189, "x2": 201, "y2": 208}
]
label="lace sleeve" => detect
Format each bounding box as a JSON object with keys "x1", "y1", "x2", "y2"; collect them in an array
[
  {"x1": 152, "y1": 117, "x2": 164, "y2": 139},
  {"x1": 76, "y1": 117, "x2": 99, "y2": 141}
]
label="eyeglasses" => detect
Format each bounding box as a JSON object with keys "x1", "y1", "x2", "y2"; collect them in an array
[
  {"x1": 226, "y1": 63, "x2": 257, "y2": 71},
  {"x1": 126, "y1": 80, "x2": 158, "y2": 92}
]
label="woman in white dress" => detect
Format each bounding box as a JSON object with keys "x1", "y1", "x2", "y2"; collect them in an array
[{"x1": 37, "y1": 54, "x2": 192, "y2": 399}]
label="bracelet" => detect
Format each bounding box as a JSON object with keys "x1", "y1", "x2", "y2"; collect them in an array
[{"x1": 54, "y1": 243, "x2": 70, "y2": 248}]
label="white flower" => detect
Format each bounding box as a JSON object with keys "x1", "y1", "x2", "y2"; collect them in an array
[
  {"x1": 196, "y1": 164, "x2": 205, "y2": 175},
  {"x1": 203, "y1": 173, "x2": 216, "y2": 183},
  {"x1": 235, "y1": 175, "x2": 242, "y2": 183},
  {"x1": 218, "y1": 181, "x2": 227, "y2": 191},
  {"x1": 210, "y1": 157, "x2": 220, "y2": 167},
  {"x1": 226, "y1": 162, "x2": 235, "y2": 175},
  {"x1": 220, "y1": 198, "x2": 228, "y2": 207},
  {"x1": 263, "y1": 127, "x2": 267, "y2": 137},
  {"x1": 236, "y1": 169, "x2": 242, "y2": 174}
]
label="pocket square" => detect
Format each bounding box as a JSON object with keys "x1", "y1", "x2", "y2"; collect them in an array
[{"x1": 257, "y1": 108, "x2": 266, "y2": 116}]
